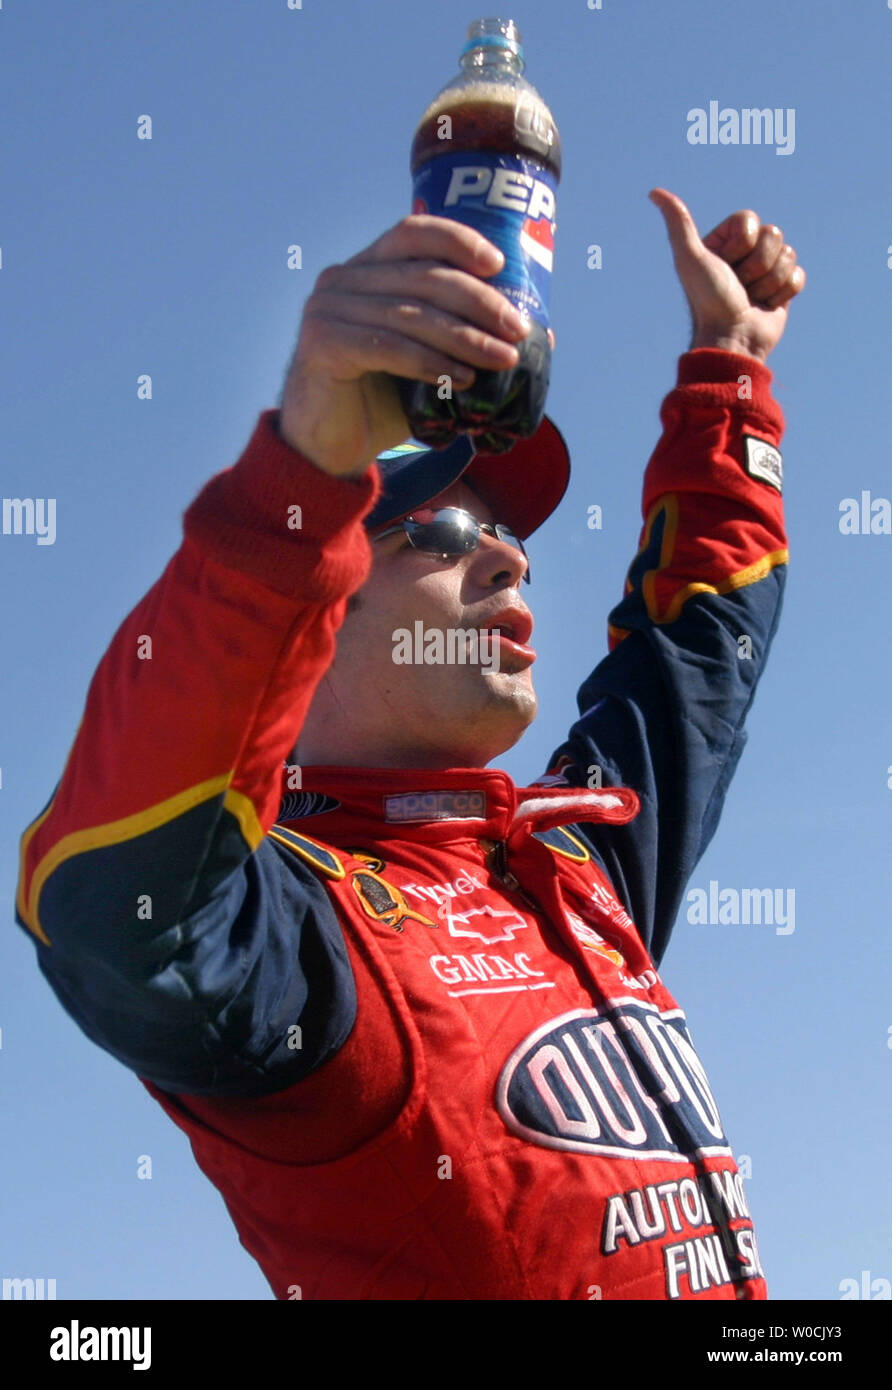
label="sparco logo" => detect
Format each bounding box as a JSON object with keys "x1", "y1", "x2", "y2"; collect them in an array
[
  {"x1": 384, "y1": 790, "x2": 486, "y2": 823},
  {"x1": 444, "y1": 166, "x2": 555, "y2": 221},
  {"x1": 496, "y1": 1003, "x2": 730, "y2": 1161}
]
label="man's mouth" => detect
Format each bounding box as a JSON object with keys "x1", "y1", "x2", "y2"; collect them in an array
[
  {"x1": 478, "y1": 608, "x2": 533, "y2": 643},
  {"x1": 477, "y1": 610, "x2": 536, "y2": 664}
]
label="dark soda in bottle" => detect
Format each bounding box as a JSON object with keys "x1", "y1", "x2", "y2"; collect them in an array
[{"x1": 397, "y1": 17, "x2": 561, "y2": 453}]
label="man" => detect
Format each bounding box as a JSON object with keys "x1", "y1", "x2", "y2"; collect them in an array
[{"x1": 15, "y1": 188, "x2": 804, "y2": 1300}]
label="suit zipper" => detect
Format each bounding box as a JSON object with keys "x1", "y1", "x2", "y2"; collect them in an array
[{"x1": 489, "y1": 839, "x2": 542, "y2": 915}]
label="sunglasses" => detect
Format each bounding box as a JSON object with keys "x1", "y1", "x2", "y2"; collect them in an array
[{"x1": 372, "y1": 506, "x2": 531, "y2": 583}]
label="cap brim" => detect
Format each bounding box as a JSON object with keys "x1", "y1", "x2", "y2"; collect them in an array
[
  {"x1": 463, "y1": 415, "x2": 570, "y2": 541},
  {"x1": 365, "y1": 414, "x2": 570, "y2": 541}
]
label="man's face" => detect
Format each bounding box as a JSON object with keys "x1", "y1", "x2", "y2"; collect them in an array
[{"x1": 311, "y1": 479, "x2": 538, "y2": 769}]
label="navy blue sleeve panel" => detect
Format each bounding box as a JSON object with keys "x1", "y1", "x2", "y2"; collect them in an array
[
  {"x1": 19, "y1": 818, "x2": 357, "y2": 1097},
  {"x1": 548, "y1": 575, "x2": 785, "y2": 970},
  {"x1": 542, "y1": 349, "x2": 788, "y2": 969}
]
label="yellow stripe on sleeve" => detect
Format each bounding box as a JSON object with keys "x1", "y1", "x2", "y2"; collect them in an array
[{"x1": 18, "y1": 774, "x2": 265, "y2": 946}]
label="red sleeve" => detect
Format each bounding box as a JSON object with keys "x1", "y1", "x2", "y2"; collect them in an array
[
  {"x1": 618, "y1": 347, "x2": 786, "y2": 642},
  {"x1": 17, "y1": 410, "x2": 380, "y2": 947}
]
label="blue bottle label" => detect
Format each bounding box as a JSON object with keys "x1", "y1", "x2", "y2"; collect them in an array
[{"x1": 412, "y1": 150, "x2": 557, "y2": 330}]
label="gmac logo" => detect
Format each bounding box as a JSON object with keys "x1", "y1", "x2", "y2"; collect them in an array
[{"x1": 497, "y1": 1003, "x2": 731, "y2": 1162}]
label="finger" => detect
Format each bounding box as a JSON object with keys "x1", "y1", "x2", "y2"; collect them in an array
[
  {"x1": 759, "y1": 265, "x2": 807, "y2": 310},
  {"x1": 746, "y1": 244, "x2": 799, "y2": 303},
  {"x1": 700, "y1": 209, "x2": 761, "y2": 264},
  {"x1": 312, "y1": 259, "x2": 530, "y2": 343},
  {"x1": 648, "y1": 187, "x2": 704, "y2": 261},
  {"x1": 342, "y1": 213, "x2": 505, "y2": 278},
  {"x1": 308, "y1": 288, "x2": 522, "y2": 371},
  {"x1": 298, "y1": 312, "x2": 483, "y2": 389},
  {"x1": 734, "y1": 224, "x2": 785, "y2": 287},
  {"x1": 302, "y1": 294, "x2": 519, "y2": 379}
]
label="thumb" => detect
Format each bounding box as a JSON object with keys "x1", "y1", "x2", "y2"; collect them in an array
[{"x1": 648, "y1": 188, "x2": 705, "y2": 265}]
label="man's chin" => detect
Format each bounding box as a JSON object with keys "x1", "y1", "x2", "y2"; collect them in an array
[
  {"x1": 481, "y1": 666, "x2": 538, "y2": 727},
  {"x1": 486, "y1": 661, "x2": 536, "y2": 694},
  {"x1": 427, "y1": 666, "x2": 537, "y2": 742}
]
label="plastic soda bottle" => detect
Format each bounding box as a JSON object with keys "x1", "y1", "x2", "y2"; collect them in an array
[{"x1": 397, "y1": 17, "x2": 561, "y2": 453}]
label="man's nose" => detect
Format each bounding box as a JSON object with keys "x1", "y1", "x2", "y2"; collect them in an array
[{"x1": 473, "y1": 529, "x2": 530, "y2": 587}]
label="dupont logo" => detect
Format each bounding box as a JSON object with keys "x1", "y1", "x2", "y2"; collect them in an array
[{"x1": 497, "y1": 1003, "x2": 730, "y2": 1161}]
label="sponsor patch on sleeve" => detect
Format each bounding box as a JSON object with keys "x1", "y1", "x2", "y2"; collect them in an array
[{"x1": 742, "y1": 434, "x2": 783, "y2": 493}]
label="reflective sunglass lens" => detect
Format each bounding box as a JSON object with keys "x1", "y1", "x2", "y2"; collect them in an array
[
  {"x1": 389, "y1": 507, "x2": 529, "y2": 580},
  {"x1": 409, "y1": 508, "x2": 479, "y2": 554}
]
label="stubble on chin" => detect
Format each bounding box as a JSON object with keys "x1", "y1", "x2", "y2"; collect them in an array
[{"x1": 478, "y1": 665, "x2": 537, "y2": 727}]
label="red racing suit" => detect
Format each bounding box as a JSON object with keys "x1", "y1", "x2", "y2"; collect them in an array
[{"x1": 15, "y1": 349, "x2": 788, "y2": 1300}]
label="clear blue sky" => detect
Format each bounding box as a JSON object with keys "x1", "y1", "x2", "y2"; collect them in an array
[{"x1": 2, "y1": 0, "x2": 890, "y2": 1301}]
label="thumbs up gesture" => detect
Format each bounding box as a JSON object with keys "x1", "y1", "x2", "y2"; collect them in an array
[{"x1": 649, "y1": 187, "x2": 806, "y2": 363}]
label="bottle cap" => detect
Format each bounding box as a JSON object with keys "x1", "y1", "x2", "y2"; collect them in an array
[{"x1": 460, "y1": 18, "x2": 524, "y2": 63}]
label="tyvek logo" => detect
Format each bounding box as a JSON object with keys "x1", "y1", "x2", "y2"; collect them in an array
[{"x1": 439, "y1": 901, "x2": 529, "y2": 945}]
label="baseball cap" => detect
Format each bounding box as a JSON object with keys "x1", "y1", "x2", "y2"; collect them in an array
[{"x1": 364, "y1": 414, "x2": 570, "y2": 542}]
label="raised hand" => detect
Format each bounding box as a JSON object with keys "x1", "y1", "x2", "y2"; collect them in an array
[{"x1": 649, "y1": 187, "x2": 806, "y2": 362}]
